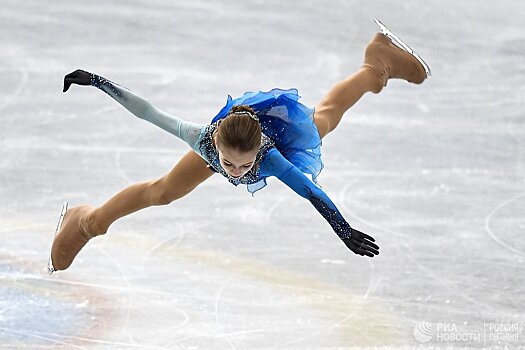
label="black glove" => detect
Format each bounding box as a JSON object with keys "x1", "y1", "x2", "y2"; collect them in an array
[
  {"x1": 342, "y1": 228, "x2": 379, "y2": 257},
  {"x1": 63, "y1": 69, "x2": 91, "y2": 92}
]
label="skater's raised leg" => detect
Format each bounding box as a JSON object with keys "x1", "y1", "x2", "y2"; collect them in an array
[
  {"x1": 313, "y1": 67, "x2": 379, "y2": 139},
  {"x1": 313, "y1": 25, "x2": 428, "y2": 139},
  {"x1": 50, "y1": 150, "x2": 215, "y2": 271}
]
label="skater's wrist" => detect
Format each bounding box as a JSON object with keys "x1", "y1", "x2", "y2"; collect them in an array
[{"x1": 89, "y1": 72, "x2": 99, "y2": 87}]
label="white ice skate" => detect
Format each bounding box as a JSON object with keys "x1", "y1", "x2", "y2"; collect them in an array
[
  {"x1": 374, "y1": 18, "x2": 432, "y2": 77},
  {"x1": 47, "y1": 201, "x2": 68, "y2": 275}
]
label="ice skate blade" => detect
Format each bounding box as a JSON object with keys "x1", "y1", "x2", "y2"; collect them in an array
[
  {"x1": 48, "y1": 201, "x2": 68, "y2": 275},
  {"x1": 374, "y1": 18, "x2": 432, "y2": 77}
]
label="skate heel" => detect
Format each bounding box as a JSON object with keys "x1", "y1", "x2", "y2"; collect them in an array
[{"x1": 374, "y1": 18, "x2": 431, "y2": 77}]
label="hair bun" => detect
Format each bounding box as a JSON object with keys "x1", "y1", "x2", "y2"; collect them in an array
[
  {"x1": 228, "y1": 104, "x2": 259, "y2": 122},
  {"x1": 230, "y1": 105, "x2": 256, "y2": 114}
]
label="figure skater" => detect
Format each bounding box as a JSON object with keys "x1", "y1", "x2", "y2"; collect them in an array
[{"x1": 48, "y1": 19, "x2": 430, "y2": 274}]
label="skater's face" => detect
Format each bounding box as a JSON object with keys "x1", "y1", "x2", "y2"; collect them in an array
[{"x1": 217, "y1": 145, "x2": 257, "y2": 178}]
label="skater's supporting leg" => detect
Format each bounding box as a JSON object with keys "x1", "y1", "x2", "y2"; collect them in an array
[
  {"x1": 91, "y1": 150, "x2": 214, "y2": 233},
  {"x1": 51, "y1": 150, "x2": 215, "y2": 271}
]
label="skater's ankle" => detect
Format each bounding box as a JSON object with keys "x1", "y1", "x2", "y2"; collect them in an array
[
  {"x1": 360, "y1": 65, "x2": 384, "y2": 94},
  {"x1": 81, "y1": 208, "x2": 107, "y2": 237}
]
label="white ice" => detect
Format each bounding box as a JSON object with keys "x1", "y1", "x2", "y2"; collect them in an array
[{"x1": 0, "y1": 1, "x2": 524, "y2": 349}]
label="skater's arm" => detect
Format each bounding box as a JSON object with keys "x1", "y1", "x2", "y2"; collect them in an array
[
  {"x1": 90, "y1": 73, "x2": 203, "y2": 146},
  {"x1": 63, "y1": 69, "x2": 203, "y2": 148},
  {"x1": 260, "y1": 149, "x2": 352, "y2": 239},
  {"x1": 260, "y1": 148, "x2": 379, "y2": 257}
]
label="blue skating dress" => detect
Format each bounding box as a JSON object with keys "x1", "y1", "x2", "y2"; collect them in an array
[
  {"x1": 90, "y1": 74, "x2": 354, "y2": 241},
  {"x1": 200, "y1": 88, "x2": 324, "y2": 195}
]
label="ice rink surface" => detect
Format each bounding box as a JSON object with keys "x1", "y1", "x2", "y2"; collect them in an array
[{"x1": 1, "y1": 1, "x2": 524, "y2": 349}]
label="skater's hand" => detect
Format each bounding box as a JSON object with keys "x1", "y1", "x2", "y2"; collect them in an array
[
  {"x1": 342, "y1": 228, "x2": 379, "y2": 257},
  {"x1": 63, "y1": 69, "x2": 91, "y2": 92}
]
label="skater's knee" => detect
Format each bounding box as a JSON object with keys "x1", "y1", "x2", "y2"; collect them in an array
[
  {"x1": 156, "y1": 190, "x2": 176, "y2": 206},
  {"x1": 149, "y1": 178, "x2": 188, "y2": 205},
  {"x1": 151, "y1": 183, "x2": 174, "y2": 206}
]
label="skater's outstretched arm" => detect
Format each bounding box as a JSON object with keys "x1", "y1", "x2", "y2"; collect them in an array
[
  {"x1": 260, "y1": 148, "x2": 379, "y2": 257},
  {"x1": 63, "y1": 69, "x2": 203, "y2": 149}
]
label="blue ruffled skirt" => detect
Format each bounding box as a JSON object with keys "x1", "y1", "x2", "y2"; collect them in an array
[{"x1": 211, "y1": 88, "x2": 324, "y2": 185}]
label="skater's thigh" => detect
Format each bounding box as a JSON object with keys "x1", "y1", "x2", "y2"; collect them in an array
[
  {"x1": 313, "y1": 99, "x2": 346, "y2": 140},
  {"x1": 154, "y1": 149, "x2": 215, "y2": 202},
  {"x1": 312, "y1": 111, "x2": 330, "y2": 140}
]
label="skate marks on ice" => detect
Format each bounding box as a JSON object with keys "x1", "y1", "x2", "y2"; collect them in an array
[
  {"x1": 0, "y1": 55, "x2": 28, "y2": 114},
  {"x1": 113, "y1": 231, "x2": 402, "y2": 348},
  {"x1": 340, "y1": 173, "x2": 525, "y2": 320},
  {"x1": 0, "y1": 252, "x2": 123, "y2": 349},
  {"x1": 16, "y1": 212, "x2": 400, "y2": 348},
  {"x1": 2, "y1": 0, "x2": 525, "y2": 347},
  {"x1": 484, "y1": 192, "x2": 525, "y2": 258},
  {"x1": 483, "y1": 113, "x2": 525, "y2": 258}
]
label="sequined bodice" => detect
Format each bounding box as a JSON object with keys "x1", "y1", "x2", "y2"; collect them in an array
[{"x1": 198, "y1": 121, "x2": 275, "y2": 186}]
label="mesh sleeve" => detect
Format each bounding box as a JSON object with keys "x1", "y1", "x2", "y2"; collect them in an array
[{"x1": 89, "y1": 73, "x2": 204, "y2": 149}]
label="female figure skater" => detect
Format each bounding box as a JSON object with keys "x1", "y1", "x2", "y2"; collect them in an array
[{"x1": 48, "y1": 19, "x2": 430, "y2": 274}]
